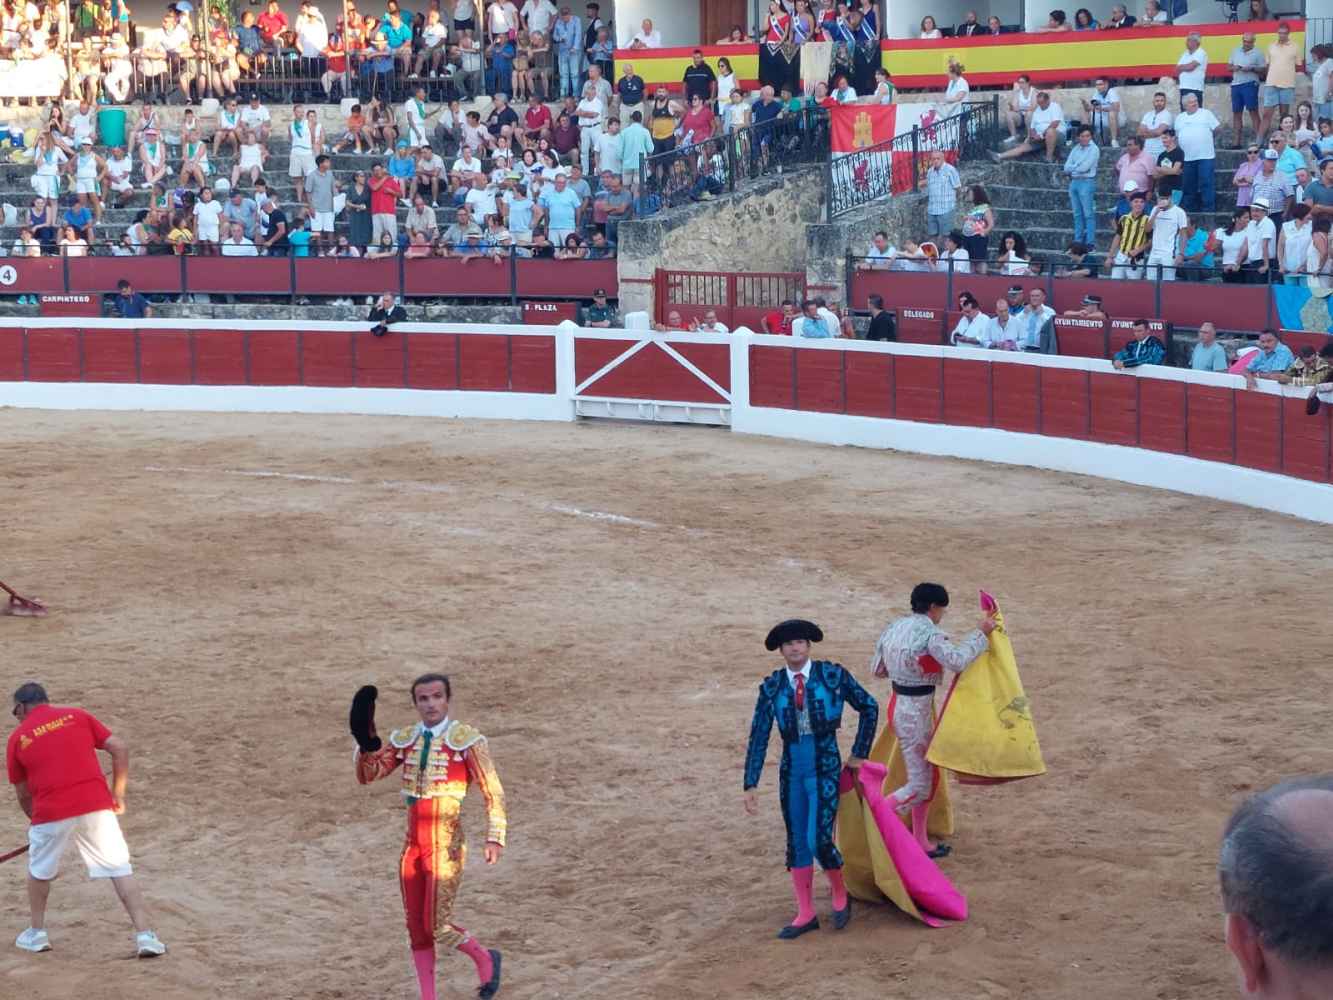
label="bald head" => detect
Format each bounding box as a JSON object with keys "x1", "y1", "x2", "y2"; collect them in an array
[{"x1": 1220, "y1": 775, "x2": 1333, "y2": 993}]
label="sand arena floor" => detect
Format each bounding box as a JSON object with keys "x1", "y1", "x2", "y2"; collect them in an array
[{"x1": 0, "y1": 410, "x2": 1326, "y2": 1000}]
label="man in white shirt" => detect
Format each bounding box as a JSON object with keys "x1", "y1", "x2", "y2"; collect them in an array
[
  {"x1": 576, "y1": 82, "x2": 604, "y2": 174},
  {"x1": 241, "y1": 95, "x2": 272, "y2": 141},
  {"x1": 451, "y1": 146, "x2": 483, "y2": 187},
  {"x1": 950, "y1": 293, "x2": 992, "y2": 346},
  {"x1": 288, "y1": 103, "x2": 318, "y2": 206},
  {"x1": 220, "y1": 221, "x2": 258, "y2": 256},
  {"x1": 1243, "y1": 197, "x2": 1277, "y2": 279},
  {"x1": 691, "y1": 309, "x2": 730, "y2": 334},
  {"x1": 1137, "y1": 90, "x2": 1173, "y2": 162},
  {"x1": 1145, "y1": 194, "x2": 1188, "y2": 281},
  {"x1": 463, "y1": 175, "x2": 498, "y2": 221},
  {"x1": 1081, "y1": 77, "x2": 1125, "y2": 147},
  {"x1": 69, "y1": 100, "x2": 97, "y2": 147},
  {"x1": 1176, "y1": 32, "x2": 1208, "y2": 109},
  {"x1": 404, "y1": 86, "x2": 430, "y2": 147},
  {"x1": 295, "y1": 0, "x2": 328, "y2": 59},
  {"x1": 988, "y1": 298, "x2": 1023, "y2": 350},
  {"x1": 1228, "y1": 32, "x2": 1267, "y2": 146},
  {"x1": 944, "y1": 231, "x2": 971, "y2": 274},
  {"x1": 1175, "y1": 92, "x2": 1219, "y2": 212},
  {"x1": 994, "y1": 91, "x2": 1063, "y2": 162},
  {"x1": 594, "y1": 117, "x2": 622, "y2": 177},
  {"x1": 521, "y1": 0, "x2": 557, "y2": 36},
  {"x1": 628, "y1": 18, "x2": 660, "y2": 48},
  {"x1": 856, "y1": 230, "x2": 896, "y2": 270}
]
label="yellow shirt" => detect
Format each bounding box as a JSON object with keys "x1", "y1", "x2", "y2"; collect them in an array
[{"x1": 1267, "y1": 40, "x2": 1298, "y2": 88}]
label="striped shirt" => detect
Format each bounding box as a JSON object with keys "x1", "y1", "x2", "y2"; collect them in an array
[
  {"x1": 1116, "y1": 211, "x2": 1150, "y2": 255},
  {"x1": 926, "y1": 162, "x2": 960, "y2": 214}
]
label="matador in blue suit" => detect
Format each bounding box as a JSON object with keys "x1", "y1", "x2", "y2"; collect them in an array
[{"x1": 743, "y1": 618, "x2": 878, "y2": 939}]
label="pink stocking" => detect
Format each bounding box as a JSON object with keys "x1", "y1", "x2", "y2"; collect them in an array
[
  {"x1": 910, "y1": 803, "x2": 934, "y2": 852},
  {"x1": 825, "y1": 867, "x2": 848, "y2": 911},
  {"x1": 457, "y1": 935, "x2": 494, "y2": 986},
  {"x1": 411, "y1": 948, "x2": 437, "y2": 1000},
  {"x1": 789, "y1": 865, "x2": 816, "y2": 924}
]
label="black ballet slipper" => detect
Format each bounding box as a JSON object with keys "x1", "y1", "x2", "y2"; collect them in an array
[
  {"x1": 478, "y1": 949, "x2": 502, "y2": 999},
  {"x1": 832, "y1": 900, "x2": 852, "y2": 930},
  {"x1": 776, "y1": 917, "x2": 820, "y2": 939},
  {"x1": 927, "y1": 842, "x2": 953, "y2": 859}
]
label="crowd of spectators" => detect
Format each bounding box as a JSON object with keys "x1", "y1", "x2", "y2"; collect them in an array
[{"x1": 914, "y1": 0, "x2": 1285, "y2": 38}]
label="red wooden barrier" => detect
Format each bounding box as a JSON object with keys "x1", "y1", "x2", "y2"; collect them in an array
[
  {"x1": 747, "y1": 343, "x2": 1332, "y2": 486},
  {"x1": 0, "y1": 325, "x2": 557, "y2": 394}
]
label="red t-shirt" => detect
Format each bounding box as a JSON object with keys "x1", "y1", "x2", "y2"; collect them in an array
[
  {"x1": 763, "y1": 310, "x2": 793, "y2": 335},
  {"x1": 257, "y1": 10, "x2": 288, "y2": 40},
  {"x1": 370, "y1": 175, "x2": 401, "y2": 214},
  {"x1": 525, "y1": 105, "x2": 552, "y2": 132},
  {"x1": 7, "y1": 705, "x2": 114, "y2": 824},
  {"x1": 681, "y1": 107, "x2": 714, "y2": 141}
]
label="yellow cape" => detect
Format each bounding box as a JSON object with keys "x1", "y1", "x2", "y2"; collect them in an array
[{"x1": 926, "y1": 593, "x2": 1046, "y2": 783}]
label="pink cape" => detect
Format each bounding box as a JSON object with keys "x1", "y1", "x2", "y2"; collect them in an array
[{"x1": 839, "y1": 761, "x2": 968, "y2": 927}]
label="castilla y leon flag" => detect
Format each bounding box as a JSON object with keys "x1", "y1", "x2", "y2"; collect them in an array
[{"x1": 830, "y1": 104, "x2": 896, "y2": 155}]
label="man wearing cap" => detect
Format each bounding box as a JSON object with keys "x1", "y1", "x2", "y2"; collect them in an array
[
  {"x1": 1252, "y1": 147, "x2": 1294, "y2": 227},
  {"x1": 584, "y1": 289, "x2": 614, "y2": 327},
  {"x1": 743, "y1": 619, "x2": 877, "y2": 939},
  {"x1": 870, "y1": 585, "x2": 995, "y2": 856},
  {"x1": 1243, "y1": 198, "x2": 1277, "y2": 282},
  {"x1": 1062, "y1": 294, "x2": 1106, "y2": 321}
]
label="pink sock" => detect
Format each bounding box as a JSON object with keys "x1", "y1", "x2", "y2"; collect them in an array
[
  {"x1": 789, "y1": 865, "x2": 816, "y2": 924},
  {"x1": 825, "y1": 867, "x2": 848, "y2": 911},
  {"x1": 457, "y1": 935, "x2": 494, "y2": 985},
  {"x1": 411, "y1": 948, "x2": 437, "y2": 1000},
  {"x1": 910, "y1": 804, "x2": 933, "y2": 851}
]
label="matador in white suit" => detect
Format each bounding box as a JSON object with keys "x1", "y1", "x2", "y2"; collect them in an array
[{"x1": 871, "y1": 582, "x2": 994, "y2": 857}]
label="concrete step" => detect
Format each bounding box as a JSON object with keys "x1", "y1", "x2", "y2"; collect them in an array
[
  {"x1": 984, "y1": 183, "x2": 1243, "y2": 214},
  {"x1": 996, "y1": 158, "x2": 1242, "y2": 189}
]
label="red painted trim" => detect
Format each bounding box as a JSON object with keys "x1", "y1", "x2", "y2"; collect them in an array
[{"x1": 882, "y1": 18, "x2": 1302, "y2": 50}]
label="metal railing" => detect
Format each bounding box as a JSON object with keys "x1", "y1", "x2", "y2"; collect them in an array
[
  {"x1": 635, "y1": 105, "x2": 829, "y2": 218},
  {"x1": 826, "y1": 98, "x2": 999, "y2": 221}
]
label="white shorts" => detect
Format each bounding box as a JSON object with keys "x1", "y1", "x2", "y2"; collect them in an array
[
  {"x1": 288, "y1": 151, "x2": 316, "y2": 178},
  {"x1": 31, "y1": 173, "x2": 59, "y2": 199},
  {"x1": 196, "y1": 223, "x2": 220, "y2": 242},
  {"x1": 75, "y1": 177, "x2": 98, "y2": 194},
  {"x1": 312, "y1": 211, "x2": 335, "y2": 233},
  {"x1": 29, "y1": 810, "x2": 132, "y2": 880}
]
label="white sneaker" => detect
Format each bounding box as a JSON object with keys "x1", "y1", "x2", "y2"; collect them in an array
[
  {"x1": 1110, "y1": 139, "x2": 1120, "y2": 148},
  {"x1": 135, "y1": 930, "x2": 166, "y2": 958},
  {"x1": 15, "y1": 927, "x2": 51, "y2": 953}
]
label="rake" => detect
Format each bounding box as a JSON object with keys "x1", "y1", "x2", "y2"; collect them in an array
[{"x1": 0, "y1": 580, "x2": 47, "y2": 616}]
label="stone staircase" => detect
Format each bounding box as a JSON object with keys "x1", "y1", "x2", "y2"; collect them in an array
[{"x1": 983, "y1": 146, "x2": 1258, "y2": 263}]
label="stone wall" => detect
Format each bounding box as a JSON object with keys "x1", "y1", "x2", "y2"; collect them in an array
[{"x1": 614, "y1": 168, "x2": 826, "y2": 316}]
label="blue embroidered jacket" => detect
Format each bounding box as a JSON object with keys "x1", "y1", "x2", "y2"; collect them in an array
[{"x1": 743, "y1": 659, "x2": 878, "y2": 869}]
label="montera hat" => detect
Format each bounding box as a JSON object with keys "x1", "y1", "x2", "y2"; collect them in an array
[{"x1": 765, "y1": 618, "x2": 824, "y2": 651}]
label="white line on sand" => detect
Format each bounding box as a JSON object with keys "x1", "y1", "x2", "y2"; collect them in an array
[{"x1": 143, "y1": 466, "x2": 659, "y2": 529}]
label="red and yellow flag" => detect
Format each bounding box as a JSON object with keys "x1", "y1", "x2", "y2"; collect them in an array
[{"x1": 830, "y1": 104, "x2": 897, "y2": 155}]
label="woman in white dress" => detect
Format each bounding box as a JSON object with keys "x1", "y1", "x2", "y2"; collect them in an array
[
  {"x1": 180, "y1": 130, "x2": 211, "y2": 189},
  {"x1": 1211, "y1": 206, "x2": 1250, "y2": 284},
  {"x1": 919, "y1": 14, "x2": 941, "y2": 38},
  {"x1": 716, "y1": 56, "x2": 737, "y2": 108},
  {"x1": 942, "y1": 61, "x2": 970, "y2": 111},
  {"x1": 30, "y1": 134, "x2": 66, "y2": 201},
  {"x1": 232, "y1": 128, "x2": 267, "y2": 188},
  {"x1": 58, "y1": 225, "x2": 89, "y2": 257}
]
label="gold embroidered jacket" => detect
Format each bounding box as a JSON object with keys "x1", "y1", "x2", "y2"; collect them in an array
[{"x1": 356, "y1": 719, "x2": 507, "y2": 846}]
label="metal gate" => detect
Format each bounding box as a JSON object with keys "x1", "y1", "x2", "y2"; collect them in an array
[{"x1": 572, "y1": 331, "x2": 733, "y2": 425}]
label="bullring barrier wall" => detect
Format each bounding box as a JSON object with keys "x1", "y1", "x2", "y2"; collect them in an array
[{"x1": 0, "y1": 319, "x2": 1328, "y2": 524}]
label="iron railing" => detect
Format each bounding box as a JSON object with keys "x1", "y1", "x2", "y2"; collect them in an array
[
  {"x1": 636, "y1": 105, "x2": 829, "y2": 217},
  {"x1": 826, "y1": 98, "x2": 999, "y2": 221}
]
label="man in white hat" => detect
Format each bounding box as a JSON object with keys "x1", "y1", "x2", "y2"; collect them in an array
[{"x1": 1243, "y1": 197, "x2": 1277, "y2": 283}]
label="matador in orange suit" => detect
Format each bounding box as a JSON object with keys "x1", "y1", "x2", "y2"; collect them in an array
[{"x1": 351, "y1": 673, "x2": 507, "y2": 1000}]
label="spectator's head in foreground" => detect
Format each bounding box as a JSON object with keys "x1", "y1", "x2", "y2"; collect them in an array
[
  {"x1": 117, "y1": 279, "x2": 134, "y2": 296},
  {"x1": 1219, "y1": 775, "x2": 1333, "y2": 999},
  {"x1": 1131, "y1": 319, "x2": 1151, "y2": 342},
  {"x1": 1197, "y1": 322, "x2": 1217, "y2": 345}
]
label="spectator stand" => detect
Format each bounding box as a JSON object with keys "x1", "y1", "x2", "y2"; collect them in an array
[
  {"x1": 878, "y1": 19, "x2": 1304, "y2": 88},
  {"x1": 637, "y1": 104, "x2": 829, "y2": 217},
  {"x1": 0, "y1": 252, "x2": 617, "y2": 306},
  {"x1": 826, "y1": 100, "x2": 999, "y2": 221},
  {"x1": 849, "y1": 256, "x2": 1282, "y2": 340}
]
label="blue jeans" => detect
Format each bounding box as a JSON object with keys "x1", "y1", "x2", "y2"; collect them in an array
[
  {"x1": 1069, "y1": 177, "x2": 1096, "y2": 247},
  {"x1": 557, "y1": 49, "x2": 580, "y2": 97},
  {"x1": 1182, "y1": 158, "x2": 1215, "y2": 212},
  {"x1": 786, "y1": 734, "x2": 819, "y2": 868}
]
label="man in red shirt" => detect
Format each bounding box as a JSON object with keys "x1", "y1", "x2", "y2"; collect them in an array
[
  {"x1": 257, "y1": 0, "x2": 289, "y2": 49},
  {"x1": 762, "y1": 300, "x2": 797, "y2": 335},
  {"x1": 6, "y1": 683, "x2": 166, "y2": 958},
  {"x1": 369, "y1": 161, "x2": 402, "y2": 244}
]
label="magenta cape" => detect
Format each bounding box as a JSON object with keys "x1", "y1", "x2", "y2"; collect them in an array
[{"x1": 836, "y1": 762, "x2": 968, "y2": 927}]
